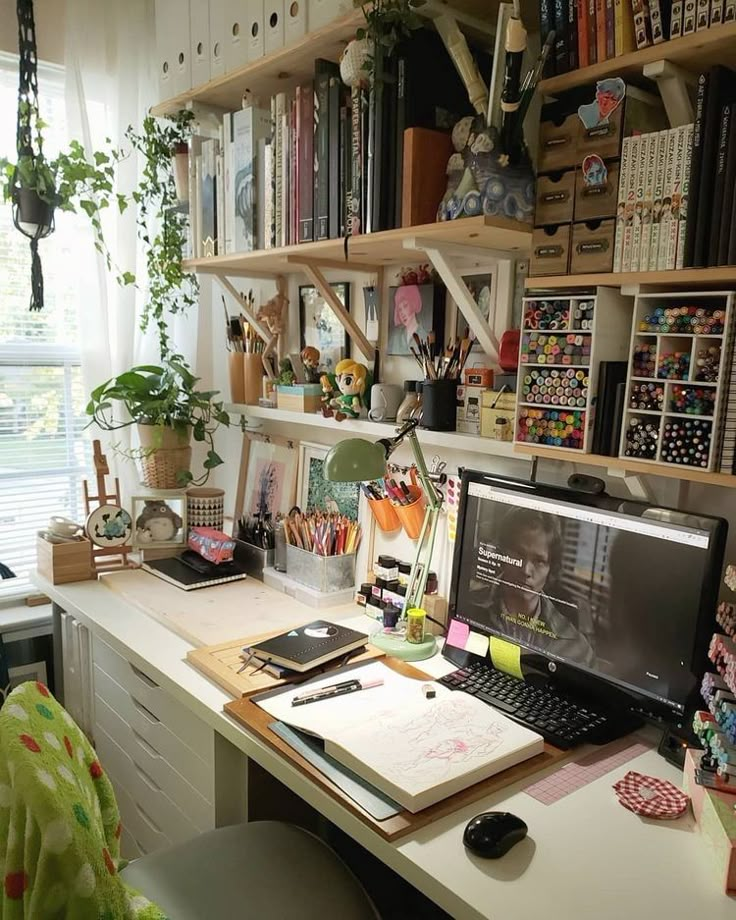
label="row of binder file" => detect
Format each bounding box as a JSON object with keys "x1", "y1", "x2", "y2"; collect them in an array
[{"x1": 155, "y1": 0, "x2": 352, "y2": 98}]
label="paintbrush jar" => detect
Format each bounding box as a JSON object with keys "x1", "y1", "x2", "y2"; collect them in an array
[{"x1": 421, "y1": 379, "x2": 458, "y2": 431}]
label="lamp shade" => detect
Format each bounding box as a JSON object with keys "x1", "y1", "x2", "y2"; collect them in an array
[{"x1": 323, "y1": 438, "x2": 388, "y2": 482}]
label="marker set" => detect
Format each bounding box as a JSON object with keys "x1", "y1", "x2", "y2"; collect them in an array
[
  {"x1": 638, "y1": 305, "x2": 725, "y2": 335},
  {"x1": 717, "y1": 601, "x2": 736, "y2": 637},
  {"x1": 523, "y1": 299, "x2": 571, "y2": 331},
  {"x1": 700, "y1": 674, "x2": 736, "y2": 746},
  {"x1": 522, "y1": 331, "x2": 592, "y2": 365},
  {"x1": 692, "y1": 711, "x2": 736, "y2": 791},
  {"x1": 521, "y1": 368, "x2": 588, "y2": 408},
  {"x1": 620, "y1": 292, "x2": 733, "y2": 472},
  {"x1": 709, "y1": 632, "x2": 736, "y2": 699},
  {"x1": 516, "y1": 407, "x2": 585, "y2": 449}
]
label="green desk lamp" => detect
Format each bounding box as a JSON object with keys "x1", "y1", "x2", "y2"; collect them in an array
[{"x1": 323, "y1": 418, "x2": 441, "y2": 660}]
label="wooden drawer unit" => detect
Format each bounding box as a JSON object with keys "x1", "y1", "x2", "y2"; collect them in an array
[
  {"x1": 535, "y1": 171, "x2": 575, "y2": 225},
  {"x1": 538, "y1": 113, "x2": 579, "y2": 172},
  {"x1": 574, "y1": 162, "x2": 619, "y2": 222},
  {"x1": 576, "y1": 104, "x2": 623, "y2": 161},
  {"x1": 571, "y1": 220, "x2": 615, "y2": 274},
  {"x1": 96, "y1": 722, "x2": 201, "y2": 845},
  {"x1": 93, "y1": 636, "x2": 213, "y2": 761},
  {"x1": 94, "y1": 664, "x2": 214, "y2": 798},
  {"x1": 95, "y1": 693, "x2": 214, "y2": 831},
  {"x1": 530, "y1": 224, "x2": 571, "y2": 276}
]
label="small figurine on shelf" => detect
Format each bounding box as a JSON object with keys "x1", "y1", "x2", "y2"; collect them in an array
[
  {"x1": 301, "y1": 346, "x2": 321, "y2": 383},
  {"x1": 321, "y1": 359, "x2": 368, "y2": 421}
]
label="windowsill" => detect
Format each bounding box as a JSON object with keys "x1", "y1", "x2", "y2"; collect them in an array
[{"x1": 0, "y1": 603, "x2": 53, "y2": 633}]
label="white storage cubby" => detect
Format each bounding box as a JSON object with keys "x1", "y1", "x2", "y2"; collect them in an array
[
  {"x1": 515, "y1": 288, "x2": 633, "y2": 453},
  {"x1": 619, "y1": 291, "x2": 734, "y2": 471}
]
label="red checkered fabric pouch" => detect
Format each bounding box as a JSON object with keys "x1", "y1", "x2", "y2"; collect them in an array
[{"x1": 612, "y1": 771, "x2": 689, "y2": 818}]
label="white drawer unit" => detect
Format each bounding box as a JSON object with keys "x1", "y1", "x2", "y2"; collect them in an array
[{"x1": 116, "y1": 782, "x2": 175, "y2": 856}]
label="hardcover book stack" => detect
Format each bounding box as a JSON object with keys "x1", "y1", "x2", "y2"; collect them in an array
[
  {"x1": 612, "y1": 123, "x2": 694, "y2": 273},
  {"x1": 539, "y1": 0, "x2": 637, "y2": 76},
  {"x1": 186, "y1": 29, "x2": 483, "y2": 258},
  {"x1": 682, "y1": 66, "x2": 736, "y2": 270}
]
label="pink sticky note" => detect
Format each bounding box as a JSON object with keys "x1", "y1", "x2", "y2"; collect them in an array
[{"x1": 446, "y1": 619, "x2": 470, "y2": 650}]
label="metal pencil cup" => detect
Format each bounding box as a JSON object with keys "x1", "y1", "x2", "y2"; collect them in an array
[
  {"x1": 285, "y1": 545, "x2": 356, "y2": 593},
  {"x1": 235, "y1": 540, "x2": 274, "y2": 580}
]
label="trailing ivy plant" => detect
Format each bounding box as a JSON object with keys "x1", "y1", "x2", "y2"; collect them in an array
[
  {"x1": 356, "y1": 0, "x2": 426, "y2": 74},
  {"x1": 125, "y1": 110, "x2": 198, "y2": 361}
]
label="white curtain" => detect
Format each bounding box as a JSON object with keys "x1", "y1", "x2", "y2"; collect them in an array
[{"x1": 63, "y1": 0, "x2": 202, "y2": 500}]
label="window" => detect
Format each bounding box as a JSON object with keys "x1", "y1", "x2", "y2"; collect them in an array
[{"x1": 0, "y1": 53, "x2": 91, "y2": 600}]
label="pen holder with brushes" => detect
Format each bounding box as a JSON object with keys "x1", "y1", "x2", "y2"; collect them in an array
[
  {"x1": 228, "y1": 353, "x2": 246, "y2": 404},
  {"x1": 421, "y1": 378, "x2": 459, "y2": 432},
  {"x1": 367, "y1": 495, "x2": 401, "y2": 533},
  {"x1": 394, "y1": 471, "x2": 428, "y2": 540},
  {"x1": 243, "y1": 354, "x2": 265, "y2": 406}
]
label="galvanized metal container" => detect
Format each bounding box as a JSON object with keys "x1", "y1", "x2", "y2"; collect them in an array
[{"x1": 285, "y1": 545, "x2": 356, "y2": 593}]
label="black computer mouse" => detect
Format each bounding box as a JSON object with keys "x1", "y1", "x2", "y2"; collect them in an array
[{"x1": 462, "y1": 812, "x2": 528, "y2": 859}]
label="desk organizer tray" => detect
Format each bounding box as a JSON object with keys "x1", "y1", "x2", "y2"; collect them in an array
[{"x1": 224, "y1": 658, "x2": 567, "y2": 841}]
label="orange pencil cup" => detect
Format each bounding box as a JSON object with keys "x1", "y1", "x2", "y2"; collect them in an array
[
  {"x1": 243, "y1": 354, "x2": 265, "y2": 405},
  {"x1": 395, "y1": 486, "x2": 427, "y2": 540},
  {"x1": 227, "y1": 353, "x2": 245, "y2": 403},
  {"x1": 367, "y1": 496, "x2": 401, "y2": 533}
]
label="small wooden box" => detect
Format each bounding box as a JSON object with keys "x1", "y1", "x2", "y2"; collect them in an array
[
  {"x1": 276, "y1": 384, "x2": 323, "y2": 414},
  {"x1": 535, "y1": 170, "x2": 575, "y2": 225},
  {"x1": 574, "y1": 161, "x2": 620, "y2": 222},
  {"x1": 530, "y1": 224, "x2": 571, "y2": 276},
  {"x1": 576, "y1": 104, "x2": 624, "y2": 162},
  {"x1": 37, "y1": 536, "x2": 93, "y2": 585},
  {"x1": 538, "y1": 113, "x2": 579, "y2": 173},
  {"x1": 570, "y1": 219, "x2": 615, "y2": 274}
]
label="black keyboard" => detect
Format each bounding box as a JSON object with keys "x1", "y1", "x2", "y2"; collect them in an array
[{"x1": 439, "y1": 662, "x2": 610, "y2": 750}]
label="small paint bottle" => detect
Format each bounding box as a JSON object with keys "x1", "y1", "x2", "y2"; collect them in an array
[{"x1": 406, "y1": 607, "x2": 426, "y2": 644}]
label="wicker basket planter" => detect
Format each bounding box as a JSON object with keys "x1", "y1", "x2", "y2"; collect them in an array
[{"x1": 137, "y1": 424, "x2": 192, "y2": 489}]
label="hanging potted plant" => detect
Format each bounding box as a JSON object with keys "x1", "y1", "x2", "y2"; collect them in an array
[
  {"x1": 86, "y1": 359, "x2": 230, "y2": 488},
  {"x1": 341, "y1": 0, "x2": 426, "y2": 86}
]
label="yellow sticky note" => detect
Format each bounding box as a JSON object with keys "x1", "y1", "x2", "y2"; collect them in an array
[
  {"x1": 490, "y1": 637, "x2": 523, "y2": 679},
  {"x1": 465, "y1": 631, "x2": 489, "y2": 657}
]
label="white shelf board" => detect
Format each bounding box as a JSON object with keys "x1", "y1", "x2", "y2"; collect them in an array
[{"x1": 225, "y1": 403, "x2": 525, "y2": 460}]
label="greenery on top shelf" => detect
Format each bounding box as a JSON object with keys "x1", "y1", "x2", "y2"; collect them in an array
[{"x1": 356, "y1": 0, "x2": 426, "y2": 67}]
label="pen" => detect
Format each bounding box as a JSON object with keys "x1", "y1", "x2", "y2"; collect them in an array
[
  {"x1": 293, "y1": 678, "x2": 362, "y2": 701},
  {"x1": 291, "y1": 678, "x2": 384, "y2": 707}
]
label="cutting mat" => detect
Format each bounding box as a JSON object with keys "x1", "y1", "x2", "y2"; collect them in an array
[{"x1": 524, "y1": 736, "x2": 651, "y2": 805}]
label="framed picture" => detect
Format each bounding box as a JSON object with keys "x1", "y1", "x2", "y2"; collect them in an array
[
  {"x1": 243, "y1": 435, "x2": 299, "y2": 518},
  {"x1": 452, "y1": 271, "x2": 495, "y2": 350},
  {"x1": 299, "y1": 283, "x2": 350, "y2": 375},
  {"x1": 131, "y1": 493, "x2": 187, "y2": 549},
  {"x1": 387, "y1": 283, "x2": 445, "y2": 356},
  {"x1": 297, "y1": 442, "x2": 361, "y2": 519}
]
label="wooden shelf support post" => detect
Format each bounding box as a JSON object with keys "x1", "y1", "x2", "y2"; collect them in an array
[
  {"x1": 642, "y1": 60, "x2": 696, "y2": 127},
  {"x1": 295, "y1": 259, "x2": 375, "y2": 362},
  {"x1": 408, "y1": 239, "x2": 504, "y2": 363}
]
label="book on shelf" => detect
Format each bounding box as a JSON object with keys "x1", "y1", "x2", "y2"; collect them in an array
[
  {"x1": 631, "y1": 133, "x2": 649, "y2": 273},
  {"x1": 555, "y1": 0, "x2": 570, "y2": 71},
  {"x1": 676, "y1": 126, "x2": 693, "y2": 269},
  {"x1": 542, "y1": 0, "x2": 637, "y2": 72},
  {"x1": 649, "y1": 0, "x2": 670, "y2": 39},
  {"x1": 254, "y1": 660, "x2": 545, "y2": 813},
  {"x1": 613, "y1": 136, "x2": 631, "y2": 272},
  {"x1": 595, "y1": 0, "x2": 608, "y2": 59},
  {"x1": 569, "y1": 0, "x2": 580, "y2": 68},
  {"x1": 696, "y1": 0, "x2": 710, "y2": 27},
  {"x1": 717, "y1": 103, "x2": 736, "y2": 265},
  {"x1": 232, "y1": 105, "x2": 271, "y2": 253},
  {"x1": 592, "y1": 361, "x2": 627, "y2": 455},
  {"x1": 670, "y1": 0, "x2": 684, "y2": 35},
  {"x1": 656, "y1": 128, "x2": 676, "y2": 270},
  {"x1": 639, "y1": 130, "x2": 658, "y2": 270},
  {"x1": 712, "y1": 104, "x2": 732, "y2": 266},
  {"x1": 631, "y1": 0, "x2": 652, "y2": 47},
  {"x1": 621, "y1": 134, "x2": 640, "y2": 272},
  {"x1": 682, "y1": 0, "x2": 697, "y2": 32},
  {"x1": 711, "y1": 0, "x2": 725, "y2": 24}
]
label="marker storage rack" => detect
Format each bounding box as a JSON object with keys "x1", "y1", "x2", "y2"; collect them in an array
[
  {"x1": 515, "y1": 289, "x2": 632, "y2": 452},
  {"x1": 619, "y1": 291, "x2": 735, "y2": 472}
]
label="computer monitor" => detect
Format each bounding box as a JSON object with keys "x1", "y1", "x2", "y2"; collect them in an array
[{"x1": 446, "y1": 470, "x2": 727, "y2": 727}]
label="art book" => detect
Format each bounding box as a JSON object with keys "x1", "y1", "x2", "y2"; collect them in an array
[{"x1": 255, "y1": 661, "x2": 544, "y2": 812}]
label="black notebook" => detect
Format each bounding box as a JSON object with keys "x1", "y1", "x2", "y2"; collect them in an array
[
  {"x1": 249, "y1": 621, "x2": 369, "y2": 672},
  {"x1": 141, "y1": 555, "x2": 248, "y2": 591}
]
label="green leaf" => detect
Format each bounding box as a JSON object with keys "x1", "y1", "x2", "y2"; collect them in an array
[{"x1": 122, "y1": 271, "x2": 136, "y2": 285}]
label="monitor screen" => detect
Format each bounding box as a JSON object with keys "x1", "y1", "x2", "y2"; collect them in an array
[{"x1": 449, "y1": 472, "x2": 726, "y2": 718}]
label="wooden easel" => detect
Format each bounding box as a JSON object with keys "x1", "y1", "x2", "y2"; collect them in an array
[{"x1": 83, "y1": 440, "x2": 133, "y2": 572}]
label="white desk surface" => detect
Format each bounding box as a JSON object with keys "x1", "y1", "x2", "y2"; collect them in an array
[{"x1": 34, "y1": 572, "x2": 735, "y2": 920}]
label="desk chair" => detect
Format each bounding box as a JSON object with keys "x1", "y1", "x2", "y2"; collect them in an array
[{"x1": 0, "y1": 682, "x2": 378, "y2": 919}]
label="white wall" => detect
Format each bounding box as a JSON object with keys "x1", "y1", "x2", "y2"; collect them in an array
[{"x1": 0, "y1": 0, "x2": 66, "y2": 63}]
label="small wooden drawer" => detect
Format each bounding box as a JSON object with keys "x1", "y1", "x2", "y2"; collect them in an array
[
  {"x1": 37, "y1": 536, "x2": 93, "y2": 585},
  {"x1": 571, "y1": 220, "x2": 615, "y2": 274},
  {"x1": 576, "y1": 105, "x2": 623, "y2": 161},
  {"x1": 535, "y1": 171, "x2": 575, "y2": 225},
  {"x1": 538, "y1": 113, "x2": 579, "y2": 173},
  {"x1": 530, "y1": 224, "x2": 571, "y2": 277},
  {"x1": 574, "y1": 162, "x2": 620, "y2": 222}
]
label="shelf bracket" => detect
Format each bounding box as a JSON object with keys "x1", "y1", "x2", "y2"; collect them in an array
[
  {"x1": 642, "y1": 60, "x2": 696, "y2": 127},
  {"x1": 408, "y1": 240, "x2": 506, "y2": 363},
  {"x1": 296, "y1": 260, "x2": 376, "y2": 363},
  {"x1": 606, "y1": 467, "x2": 656, "y2": 502}
]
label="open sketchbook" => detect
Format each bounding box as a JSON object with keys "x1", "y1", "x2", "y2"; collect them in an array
[{"x1": 255, "y1": 661, "x2": 544, "y2": 812}]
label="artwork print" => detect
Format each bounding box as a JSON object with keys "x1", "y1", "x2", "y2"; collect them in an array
[
  {"x1": 250, "y1": 459, "x2": 286, "y2": 517},
  {"x1": 388, "y1": 284, "x2": 444, "y2": 357},
  {"x1": 131, "y1": 495, "x2": 187, "y2": 549},
  {"x1": 244, "y1": 437, "x2": 299, "y2": 519},
  {"x1": 300, "y1": 283, "x2": 350, "y2": 374},
  {"x1": 306, "y1": 457, "x2": 360, "y2": 518},
  {"x1": 454, "y1": 273, "x2": 494, "y2": 348}
]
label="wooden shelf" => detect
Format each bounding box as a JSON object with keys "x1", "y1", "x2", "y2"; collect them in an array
[
  {"x1": 185, "y1": 216, "x2": 532, "y2": 276},
  {"x1": 151, "y1": 12, "x2": 363, "y2": 116},
  {"x1": 526, "y1": 267, "x2": 736, "y2": 290},
  {"x1": 226, "y1": 403, "x2": 524, "y2": 459},
  {"x1": 514, "y1": 443, "x2": 736, "y2": 487},
  {"x1": 538, "y1": 23, "x2": 736, "y2": 96}
]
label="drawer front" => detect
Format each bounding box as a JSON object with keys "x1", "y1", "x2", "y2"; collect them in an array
[
  {"x1": 120, "y1": 826, "x2": 146, "y2": 861},
  {"x1": 96, "y1": 723, "x2": 201, "y2": 846},
  {"x1": 571, "y1": 219, "x2": 615, "y2": 274},
  {"x1": 530, "y1": 224, "x2": 571, "y2": 277},
  {"x1": 535, "y1": 170, "x2": 575, "y2": 226},
  {"x1": 574, "y1": 161, "x2": 619, "y2": 222},
  {"x1": 94, "y1": 665, "x2": 214, "y2": 798},
  {"x1": 93, "y1": 636, "x2": 213, "y2": 759},
  {"x1": 115, "y1": 781, "x2": 174, "y2": 856},
  {"x1": 576, "y1": 105, "x2": 623, "y2": 162},
  {"x1": 538, "y1": 113, "x2": 579, "y2": 173},
  {"x1": 95, "y1": 693, "x2": 214, "y2": 830}
]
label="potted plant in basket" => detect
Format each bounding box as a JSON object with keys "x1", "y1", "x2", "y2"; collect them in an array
[{"x1": 86, "y1": 358, "x2": 230, "y2": 488}]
